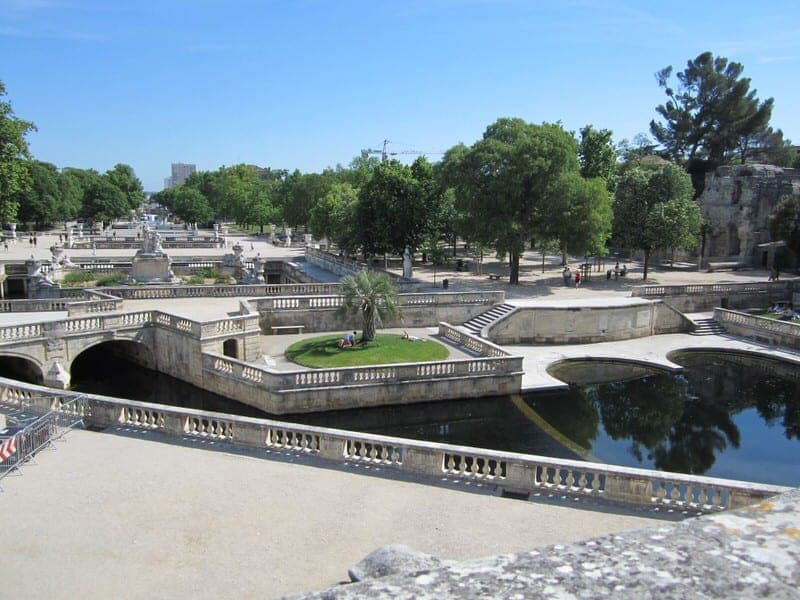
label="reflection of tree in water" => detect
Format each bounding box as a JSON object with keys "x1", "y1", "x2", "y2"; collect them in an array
[
  {"x1": 679, "y1": 353, "x2": 800, "y2": 441},
  {"x1": 527, "y1": 388, "x2": 600, "y2": 451},
  {"x1": 596, "y1": 373, "x2": 740, "y2": 475}
]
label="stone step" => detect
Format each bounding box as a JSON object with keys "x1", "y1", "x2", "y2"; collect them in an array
[
  {"x1": 461, "y1": 303, "x2": 515, "y2": 337},
  {"x1": 690, "y1": 318, "x2": 725, "y2": 336}
]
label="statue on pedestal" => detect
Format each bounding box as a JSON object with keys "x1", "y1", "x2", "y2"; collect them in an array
[{"x1": 403, "y1": 246, "x2": 413, "y2": 279}]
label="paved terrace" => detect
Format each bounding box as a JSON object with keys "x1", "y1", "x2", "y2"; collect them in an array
[{"x1": 0, "y1": 426, "x2": 664, "y2": 599}]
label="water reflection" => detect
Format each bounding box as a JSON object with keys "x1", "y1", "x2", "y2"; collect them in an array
[
  {"x1": 542, "y1": 352, "x2": 800, "y2": 485},
  {"x1": 67, "y1": 348, "x2": 800, "y2": 487}
]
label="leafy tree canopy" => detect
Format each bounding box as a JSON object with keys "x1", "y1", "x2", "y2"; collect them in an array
[
  {"x1": 0, "y1": 80, "x2": 36, "y2": 225},
  {"x1": 613, "y1": 162, "x2": 701, "y2": 279},
  {"x1": 650, "y1": 52, "x2": 775, "y2": 194},
  {"x1": 444, "y1": 118, "x2": 582, "y2": 283}
]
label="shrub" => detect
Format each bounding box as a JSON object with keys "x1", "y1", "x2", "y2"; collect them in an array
[
  {"x1": 198, "y1": 267, "x2": 221, "y2": 279},
  {"x1": 95, "y1": 271, "x2": 128, "y2": 287},
  {"x1": 185, "y1": 275, "x2": 205, "y2": 284},
  {"x1": 62, "y1": 271, "x2": 95, "y2": 286},
  {"x1": 63, "y1": 271, "x2": 94, "y2": 283}
]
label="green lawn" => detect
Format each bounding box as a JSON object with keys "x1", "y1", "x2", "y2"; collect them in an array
[{"x1": 285, "y1": 333, "x2": 450, "y2": 368}]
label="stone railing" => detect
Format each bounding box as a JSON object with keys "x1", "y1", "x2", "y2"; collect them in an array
[
  {"x1": 254, "y1": 291, "x2": 504, "y2": 312},
  {"x1": 438, "y1": 322, "x2": 511, "y2": 357},
  {"x1": 715, "y1": 308, "x2": 800, "y2": 350},
  {"x1": 66, "y1": 289, "x2": 125, "y2": 316},
  {"x1": 203, "y1": 352, "x2": 522, "y2": 391},
  {"x1": 0, "y1": 309, "x2": 260, "y2": 345},
  {"x1": 632, "y1": 281, "x2": 793, "y2": 298},
  {"x1": 0, "y1": 377, "x2": 788, "y2": 511},
  {"x1": 0, "y1": 298, "x2": 74, "y2": 313},
  {"x1": 305, "y1": 247, "x2": 403, "y2": 281},
  {"x1": 93, "y1": 282, "x2": 345, "y2": 300}
]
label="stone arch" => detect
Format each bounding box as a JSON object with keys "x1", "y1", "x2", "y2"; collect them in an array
[
  {"x1": 0, "y1": 354, "x2": 44, "y2": 385},
  {"x1": 71, "y1": 340, "x2": 156, "y2": 384},
  {"x1": 223, "y1": 338, "x2": 239, "y2": 359}
]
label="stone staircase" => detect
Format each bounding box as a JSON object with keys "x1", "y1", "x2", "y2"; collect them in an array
[
  {"x1": 461, "y1": 303, "x2": 515, "y2": 337},
  {"x1": 690, "y1": 316, "x2": 725, "y2": 336}
]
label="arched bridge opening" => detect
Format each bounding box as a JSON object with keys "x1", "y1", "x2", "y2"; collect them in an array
[
  {"x1": 71, "y1": 340, "x2": 156, "y2": 397},
  {"x1": 0, "y1": 355, "x2": 43, "y2": 385}
]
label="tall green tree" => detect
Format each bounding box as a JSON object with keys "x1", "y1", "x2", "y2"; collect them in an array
[
  {"x1": 105, "y1": 163, "x2": 144, "y2": 211},
  {"x1": 77, "y1": 170, "x2": 129, "y2": 225},
  {"x1": 337, "y1": 270, "x2": 402, "y2": 341},
  {"x1": 613, "y1": 162, "x2": 701, "y2": 279},
  {"x1": 767, "y1": 195, "x2": 800, "y2": 258},
  {"x1": 650, "y1": 52, "x2": 774, "y2": 194},
  {"x1": 445, "y1": 118, "x2": 580, "y2": 284},
  {"x1": 0, "y1": 81, "x2": 36, "y2": 225},
  {"x1": 545, "y1": 172, "x2": 612, "y2": 261},
  {"x1": 172, "y1": 187, "x2": 214, "y2": 225},
  {"x1": 356, "y1": 160, "x2": 424, "y2": 257},
  {"x1": 577, "y1": 125, "x2": 617, "y2": 188},
  {"x1": 16, "y1": 160, "x2": 71, "y2": 228},
  {"x1": 309, "y1": 182, "x2": 360, "y2": 252}
]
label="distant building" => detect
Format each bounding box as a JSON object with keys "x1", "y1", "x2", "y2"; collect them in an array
[{"x1": 163, "y1": 163, "x2": 197, "y2": 189}]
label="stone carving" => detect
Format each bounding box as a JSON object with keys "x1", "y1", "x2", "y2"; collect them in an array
[{"x1": 403, "y1": 247, "x2": 412, "y2": 278}]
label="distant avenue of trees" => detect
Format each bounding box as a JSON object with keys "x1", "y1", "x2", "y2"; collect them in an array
[{"x1": 1, "y1": 50, "x2": 796, "y2": 279}]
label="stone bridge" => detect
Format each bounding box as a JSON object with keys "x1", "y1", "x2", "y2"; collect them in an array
[{"x1": 0, "y1": 311, "x2": 262, "y2": 389}]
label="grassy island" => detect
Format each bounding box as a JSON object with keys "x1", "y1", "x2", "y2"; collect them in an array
[{"x1": 285, "y1": 333, "x2": 449, "y2": 368}]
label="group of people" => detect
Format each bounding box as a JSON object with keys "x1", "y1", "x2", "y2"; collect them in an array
[
  {"x1": 338, "y1": 330, "x2": 424, "y2": 348},
  {"x1": 337, "y1": 331, "x2": 359, "y2": 349},
  {"x1": 769, "y1": 303, "x2": 799, "y2": 320},
  {"x1": 561, "y1": 266, "x2": 584, "y2": 287},
  {"x1": 606, "y1": 262, "x2": 627, "y2": 279}
]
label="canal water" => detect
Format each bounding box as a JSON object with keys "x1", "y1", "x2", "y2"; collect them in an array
[{"x1": 65, "y1": 350, "x2": 800, "y2": 487}]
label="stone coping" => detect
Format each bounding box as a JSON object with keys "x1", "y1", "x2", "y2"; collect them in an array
[{"x1": 289, "y1": 488, "x2": 800, "y2": 599}]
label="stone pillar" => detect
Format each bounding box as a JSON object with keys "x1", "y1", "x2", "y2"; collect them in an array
[{"x1": 44, "y1": 362, "x2": 70, "y2": 390}]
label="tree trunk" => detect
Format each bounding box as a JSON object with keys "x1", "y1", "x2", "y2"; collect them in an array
[
  {"x1": 363, "y1": 311, "x2": 376, "y2": 341},
  {"x1": 510, "y1": 249, "x2": 520, "y2": 285},
  {"x1": 699, "y1": 230, "x2": 707, "y2": 271},
  {"x1": 643, "y1": 249, "x2": 650, "y2": 280}
]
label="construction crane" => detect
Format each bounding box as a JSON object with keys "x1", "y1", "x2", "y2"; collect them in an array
[{"x1": 361, "y1": 140, "x2": 442, "y2": 162}]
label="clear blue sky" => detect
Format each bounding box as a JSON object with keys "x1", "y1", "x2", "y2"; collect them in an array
[{"x1": 3, "y1": 0, "x2": 799, "y2": 191}]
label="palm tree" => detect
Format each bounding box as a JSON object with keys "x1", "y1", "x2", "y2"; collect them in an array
[{"x1": 337, "y1": 270, "x2": 402, "y2": 342}]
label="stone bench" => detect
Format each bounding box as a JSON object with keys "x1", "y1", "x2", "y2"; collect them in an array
[{"x1": 271, "y1": 325, "x2": 305, "y2": 335}]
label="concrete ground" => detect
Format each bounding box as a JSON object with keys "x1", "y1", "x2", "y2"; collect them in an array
[{"x1": 0, "y1": 427, "x2": 664, "y2": 599}]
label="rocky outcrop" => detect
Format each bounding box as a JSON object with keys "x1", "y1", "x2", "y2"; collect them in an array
[{"x1": 699, "y1": 164, "x2": 800, "y2": 266}]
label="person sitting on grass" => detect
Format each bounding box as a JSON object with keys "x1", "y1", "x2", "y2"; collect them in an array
[
  {"x1": 402, "y1": 330, "x2": 424, "y2": 341},
  {"x1": 338, "y1": 331, "x2": 358, "y2": 349}
]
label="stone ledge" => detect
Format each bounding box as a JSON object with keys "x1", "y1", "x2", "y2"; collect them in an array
[{"x1": 288, "y1": 489, "x2": 800, "y2": 599}]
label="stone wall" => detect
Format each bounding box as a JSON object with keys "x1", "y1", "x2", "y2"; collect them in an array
[
  {"x1": 253, "y1": 292, "x2": 505, "y2": 333},
  {"x1": 489, "y1": 300, "x2": 690, "y2": 345},
  {"x1": 698, "y1": 163, "x2": 800, "y2": 266}
]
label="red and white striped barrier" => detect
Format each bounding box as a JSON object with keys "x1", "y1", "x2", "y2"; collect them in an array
[{"x1": 0, "y1": 436, "x2": 17, "y2": 462}]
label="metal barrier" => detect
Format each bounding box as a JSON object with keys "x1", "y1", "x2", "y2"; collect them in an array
[{"x1": 0, "y1": 395, "x2": 87, "y2": 485}]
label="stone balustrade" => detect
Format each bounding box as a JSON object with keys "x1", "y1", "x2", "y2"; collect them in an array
[
  {"x1": 203, "y1": 352, "x2": 522, "y2": 392},
  {"x1": 438, "y1": 322, "x2": 511, "y2": 357},
  {"x1": 0, "y1": 309, "x2": 260, "y2": 345},
  {"x1": 305, "y1": 247, "x2": 404, "y2": 281},
  {"x1": 715, "y1": 308, "x2": 800, "y2": 350},
  {"x1": 631, "y1": 281, "x2": 794, "y2": 313},
  {"x1": 0, "y1": 377, "x2": 788, "y2": 511},
  {"x1": 254, "y1": 291, "x2": 503, "y2": 312},
  {"x1": 0, "y1": 298, "x2": 73, "y2": 313}
]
